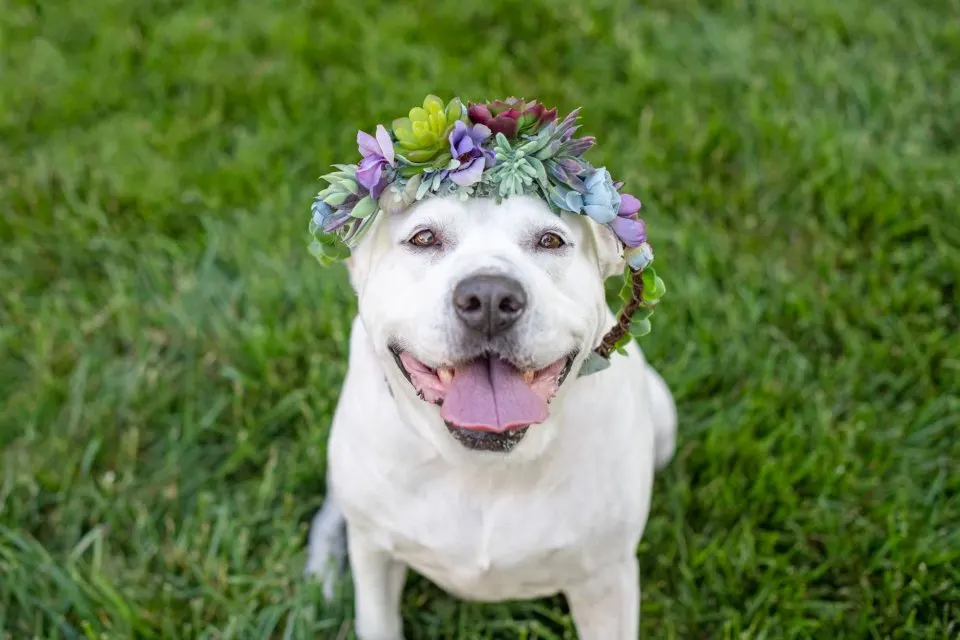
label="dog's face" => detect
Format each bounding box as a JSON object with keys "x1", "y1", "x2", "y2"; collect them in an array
[{"x1": 348, "y1": 195, "x2": 623, "y2": 460}]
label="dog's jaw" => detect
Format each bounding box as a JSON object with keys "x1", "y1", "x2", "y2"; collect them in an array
[{"x1": 444, "y1": 423, "x2": 530, "y2": 453}]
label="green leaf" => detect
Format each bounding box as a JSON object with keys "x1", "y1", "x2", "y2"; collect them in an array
[
  {"x1": 321, "y1": 169, "x2": 354, "y2": 183},
  {"x1": 629, "y1": 311, "x2": 653, "y2": 338},
  {"x1": 308, "y1": 238, "x2": 349, "y2": 266},
  {"x1": 399, "y1": 164, "x2": 428, "y2": 179},
  {"x1": 654, "y1": 275, "x2": 666, "y2": 298},
  {"x1": 618, "y1": 273, "x2": 633, "y2": 304},
  {"x1": 641, "y1": 267, "x2": 666, "y2": 304},
  {"x1": 632, "y1": 306, "x2": 654, "y2": 323},
  {"x1": 445, "y1": 97, "x2": 465, "y2": 123},
  {"x1": 324, "y1": 191, "x2": 349, "y2": 206},
  {"x1": 498, "y1": 176, "x2": 511, "y2": 198},
  {"x1": 532, "y1": 157, "x2": 550, "y2": 187},
  {"x1": 343, "y1": 216, "x2": 376, "y2": 247},
  {"x1": 578, "y1": 352, "x2": 611, "y2": 377},
  {"x1": 518, "y1": 131, "x2": 550, "y2": 155},
  {"x1": 396, "y1": 152, "x2": 451, "y2": 176},
  {"x1": 416, "y1": 175, "x2": 433, "y2": 200},
  {"x1": 350, "y1": 195, "x2": 377, "y2": 219},
  {"x1": 534, "y1": 139, "x2": 562, "y2": 160},
  {"x1": 327, "y1": 175, "x2": 359, "y2": 193}
]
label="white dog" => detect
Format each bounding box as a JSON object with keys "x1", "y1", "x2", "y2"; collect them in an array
[{"x1": 305, "y1": 193, "x2": 677, "y2": 640}]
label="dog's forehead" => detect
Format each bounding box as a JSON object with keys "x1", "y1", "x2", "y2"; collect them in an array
[{"x1": 395, "y1": 195, "x2": 573, "y2": 235}]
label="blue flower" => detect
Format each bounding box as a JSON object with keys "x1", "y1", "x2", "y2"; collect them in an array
[
  {"x1": 624, "y1": 242, "x2": 654, "y2": 271},
  {"x1": 310, "y1": 198, "x2": 349, "y2": 233},
  {"x1": 582, "y1": 167, "x2": 621, "y2": 224},
  {"x1": 548, "y1": 185, "x2": 584, "y2": 212}
]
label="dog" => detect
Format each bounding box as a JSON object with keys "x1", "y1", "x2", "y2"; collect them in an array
[{"x1": 305, "y1": 193, "x2": 677, "y2": 639}]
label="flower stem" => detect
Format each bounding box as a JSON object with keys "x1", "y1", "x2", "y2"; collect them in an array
[{"x1": 595, "y1": 268, "x2": 645, "y2": 359}]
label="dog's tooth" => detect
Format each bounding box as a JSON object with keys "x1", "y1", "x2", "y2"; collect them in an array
[
  {"x1": 522, "y1": 370, "x2": 535, "y2": 384},
  {"x1": 438, "y1": 368, "x2": 454, "y2": 384}
]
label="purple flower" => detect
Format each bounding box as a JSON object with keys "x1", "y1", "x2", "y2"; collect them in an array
[
  {"x1": 546, "y1": 158, "x2": 588, "y2": 193},
  {"x1": 356, "y1": 124, "x2": 395, "y2": 199},
  {"x1": 610, "y1": 193, "x2": 647, "y2": 248},
  {"x1": 564, "y1": 136, "x2": 596, "y2": 156},
  {"x1": 446, "y1": 120, "x2": 493, "y2": 187}
]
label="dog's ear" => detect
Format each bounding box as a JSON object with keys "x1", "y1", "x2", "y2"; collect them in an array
[
  {"x1": 340, "y1": 213, "x2": 393, "y2": 295},
  {"x1": 584, "y1": 218, "x2": 626, "y2": 280},
  {"x1": 345, "y1": 253, "x2": 373, "y2": 295},
  {"x1": 342, "y1": 224, "x2": 382, "y2": 295},
  {"x1": 344, "y1": 256, "x2": 360, "y2": 293}
]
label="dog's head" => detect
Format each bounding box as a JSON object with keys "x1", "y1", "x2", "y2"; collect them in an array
[{"x1": 346, "y1": 194, "x2": 624, "y2": 459}]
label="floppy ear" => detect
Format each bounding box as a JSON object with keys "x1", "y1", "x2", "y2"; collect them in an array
[
  {"x1": 341, "y1": 218, "x2": 386, "y2": 296},
  {"x1": 344, "y1": 256, "x2": 360, "y2": 293},
  {"x1": 583, "y1": 218, "x2": 626, "y2": 280}
]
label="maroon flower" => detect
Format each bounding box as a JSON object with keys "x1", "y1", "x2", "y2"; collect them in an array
[{"x1": 467, "y1": 97, "x2": 558, "y2": 138}]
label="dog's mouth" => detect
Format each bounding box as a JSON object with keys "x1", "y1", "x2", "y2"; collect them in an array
[{"x1": 389, "y1": 347, "x2": 575, "y2": 445}]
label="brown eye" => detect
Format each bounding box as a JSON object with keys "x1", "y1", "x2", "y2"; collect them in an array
[
  {"x1": 409, "y1": 229, "x2": 439, "y2": 248},
  {"x1": 538, "y1": 232, "x2": 565, "y2": 250}
]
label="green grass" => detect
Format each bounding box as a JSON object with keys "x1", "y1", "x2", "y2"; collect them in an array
[{"x1": 1, "y1": 0, "x2": 958, "y2": 637}]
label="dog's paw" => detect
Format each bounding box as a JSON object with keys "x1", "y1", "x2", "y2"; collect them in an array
[{"x1": 304, "y1": 497, "x2": 348, "y2": 601}]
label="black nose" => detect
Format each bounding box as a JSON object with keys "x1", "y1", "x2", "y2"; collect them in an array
[{"x1": 453, "y1": 274, "x2": 527, "y2": 336}]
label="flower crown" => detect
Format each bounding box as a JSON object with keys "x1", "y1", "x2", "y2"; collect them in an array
[{"x1": 309, "y1": 95, "x2": 665, "y2": 372}]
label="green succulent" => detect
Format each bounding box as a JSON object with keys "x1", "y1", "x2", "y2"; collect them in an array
[
  {"x1": 392, "y1": 95, "x2": 465, "y2": 168},
  {"x1": 483, "y1": 133, "x2": 551, "y2": 200},
  {"x1": 315, "y1": 164, "x2": 361, "y2": 209}
]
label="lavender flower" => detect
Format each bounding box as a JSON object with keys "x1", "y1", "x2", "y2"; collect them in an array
[
  {"x1": 545, "y1": 157, "x2": 588, "y2": 193},
  {"x1": 610, "y1": 193, "x2": 647, "y2": 247},
  {"x1": 356, "y1": 124, "x2": 395, "y2": 199},
  {"x1": 446, "y1": 120, "x2": 493, "y2": 186}
]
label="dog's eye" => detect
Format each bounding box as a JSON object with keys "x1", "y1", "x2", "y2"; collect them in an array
[
  {"x1": 537, "y1": 232, "x2": 565, "y2": 250},
  {"x1": 409, "y1": 229, "x2": 439, "y2": 248}
]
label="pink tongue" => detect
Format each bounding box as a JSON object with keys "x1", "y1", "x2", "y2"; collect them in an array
[{"x1": 440, "y1": 358, "x2": 549, "y2": 432}]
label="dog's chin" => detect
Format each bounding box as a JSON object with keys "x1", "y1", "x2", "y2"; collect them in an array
[{"x1": 388, "y1": 345, "x2": 577, "y2": 453}]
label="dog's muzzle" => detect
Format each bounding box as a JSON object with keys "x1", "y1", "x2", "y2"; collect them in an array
[{"x1": 388, "y1": 346, "x2": 576, "y2": 453}]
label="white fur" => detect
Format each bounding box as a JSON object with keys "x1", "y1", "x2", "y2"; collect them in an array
[{"x1": 306, "y1": 195, "x2": 677, "y2": 639}]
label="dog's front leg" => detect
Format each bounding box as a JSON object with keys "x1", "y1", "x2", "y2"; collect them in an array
[
  {"x1": 347, "y1": 528, "x2": 407, "y2": 640},
  {"x1": 564, "y1": 556, "x2": 640, "y2": 640}
]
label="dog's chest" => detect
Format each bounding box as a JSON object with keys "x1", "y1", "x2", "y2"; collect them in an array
[{"x1": 340, "y1": 459, "x2": 645, "y2": 602}]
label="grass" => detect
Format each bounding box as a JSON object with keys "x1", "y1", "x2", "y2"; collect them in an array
[{"x1": 1, "y1": 0, "x2": 958, "y2": 637}]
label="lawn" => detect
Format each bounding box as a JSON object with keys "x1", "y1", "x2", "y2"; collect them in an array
[{"x1": 1, "y1": 0, "x2": 958, "y2": 637}]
